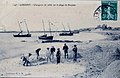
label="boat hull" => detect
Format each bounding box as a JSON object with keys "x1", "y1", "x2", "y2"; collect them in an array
[
  {"x1": 38, "y1": 36, "x2": 53, "y2": 40},
  {"x1": 73, "y1": 31, "x2": 79, "y2": 34},
  {"x1": 59, "y1": 32, "x2": 73, "y2": 36},
  {"x1": 13, "y1": 34, "x2": 31, "y2": 37}
]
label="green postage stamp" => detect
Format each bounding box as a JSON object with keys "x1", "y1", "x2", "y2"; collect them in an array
[{"x1": 101, "y1": 0, "x2": 118, "y2": 20}]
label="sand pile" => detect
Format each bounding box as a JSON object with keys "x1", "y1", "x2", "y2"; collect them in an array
[{"x1": 97, "y1": 60, "x2": 120, "y2": 78}]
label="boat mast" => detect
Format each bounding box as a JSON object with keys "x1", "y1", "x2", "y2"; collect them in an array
[
  {"x1": 68, "y1": 23, "x2": 71, "y2": 32},
  {"x1": 48, "y1": 20, "x2": 52, "y2": 36},
  {"x1": 18, "y1": 21, "x2": 23, "y2": 34},
  {"x1": 62, "y1": 23, "x2": 66, "y2": 31},
  {"x1": 24, "y1": 19, "x2": 30, "y2": 34},
  {"x1": 42, "y1": 20, "x2": 45, "y2": 35}
]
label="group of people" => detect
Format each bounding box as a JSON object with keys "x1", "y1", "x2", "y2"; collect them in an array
[{"x1": 21, "y1": 43, "x2": 78, "y2": 66}]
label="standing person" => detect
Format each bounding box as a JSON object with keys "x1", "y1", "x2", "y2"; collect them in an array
[
  {"x1": 56, "y1": 48, "x2": 61, "y2": 64},
  {"x1": 63, "y1": 43, "x2": 69, "y2": 59},
  {"x1": 22, "y1": 53, "x2": 32, "y2": 66},
  {"x1": 35, "y1": 48, "x2": 41, "y2": 59},
  {"x1": 46, "y1": 48, "x2": 51, "y2": 62},
  {"x1": 72, "y1": 45, "x2": 77, "y2": 62},
  {"x1": 50, "y1": 46, "x2": 56, "y2": 61}
]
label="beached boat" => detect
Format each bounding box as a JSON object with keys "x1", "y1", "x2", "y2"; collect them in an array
[
  {"x1": 59, "y1": 32, "x2": 73, "y2": 36},
  {"x1": 13, "y1": 33, "x2": 31, "y2": 37},
  {"x1": 59, "y1": 23, "x2": 73, "y2": 36},
  {"x1": 38, "y1": 34, "x2": 53, "y2": 40},
  {"x1": 13, "y1": 20, "x2": 31, "y2": 37},
  {"x1": 73, "y1": 30, "x2": 79, "y2": 34},
  {"x1": 38, "y1": 20, "x2": 53, "y2": 40}
]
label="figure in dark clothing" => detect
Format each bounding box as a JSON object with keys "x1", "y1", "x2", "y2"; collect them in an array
[
  {"x1": 50, "y1": 46, "x2": 56, "y2": 61},
  {"x1": 35, "y1": 48, "x2": 41, "y2": 59},
  {"x1": 56, "y1": 48, "x2": 61, "y2": 64},
  {"x1": 72, "y1": 45, "x2": 77, "y2": 62},
  {"x1": 22, "y1": 53, "x2": 32, "y2": 66},
  {"x1": 63, "y1": 43, "x2": 69, "y2": 59}
]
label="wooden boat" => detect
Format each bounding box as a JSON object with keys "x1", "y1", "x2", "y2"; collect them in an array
[
  {"x1": 38, "y1": 20, "x2": 53, "y2": 40},
  {"x1": 59, "y1": 32, "x2": 73, "y2": 36},
  {"x1": 59, "y1": 23, "x2": 73, "y2": 36},
  {"x1": 73, "y1": 30, "x2": 79, "y2": 34},
  {"x1": 38, "y1": 35, "x2": 53, "y2": 40},
  {"x1": 13, "y1": 20, "x2": 31, "y2": 37},
  {"x1": 13, "y1": 33, "x2": 31, "y2": 37}
]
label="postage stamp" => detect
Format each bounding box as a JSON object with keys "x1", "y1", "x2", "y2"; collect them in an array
[{"x1": 101, "y1": 0, "x2": 118, "y2": 20}]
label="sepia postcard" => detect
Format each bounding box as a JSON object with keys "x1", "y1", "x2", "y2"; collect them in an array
[{"x1": 0, "y1": 0, "x2": 120, "y2": 78}]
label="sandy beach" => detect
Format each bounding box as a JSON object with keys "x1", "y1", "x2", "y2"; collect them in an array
[{"x1": 0, "y1": 31, "x2": 120, "y2": 78}]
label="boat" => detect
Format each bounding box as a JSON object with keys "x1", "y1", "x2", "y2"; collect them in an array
[
  {"x1": 38, "y1": 20, "x2": 53, "y2": 40},
  {"x1": 59, "y1": 23, "x2": 73, "y2": 36},
  {"x1": 13, "y1": 33, "x2": 31, "y2": 37},
  {"x1": 73, "y1": 30, "x2": 79, "y2": 34},
  {"x1": 38, "y1": 34, "x2": 53, "y2": 40},
  {"x1": 13, "y1": 19, "x2": 31, "y2": 37},
  {"x1": 59, "y1": 32, "x2": 73, "y2": 36}
]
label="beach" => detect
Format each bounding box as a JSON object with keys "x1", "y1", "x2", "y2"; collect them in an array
[{"x1": 0, "y1": 31, "x2": 120, "y2": 78}]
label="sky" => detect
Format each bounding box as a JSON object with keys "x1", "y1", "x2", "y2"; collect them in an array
[{"x1": 0, "y1": 0, "x2": 120, "y2": 31}]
